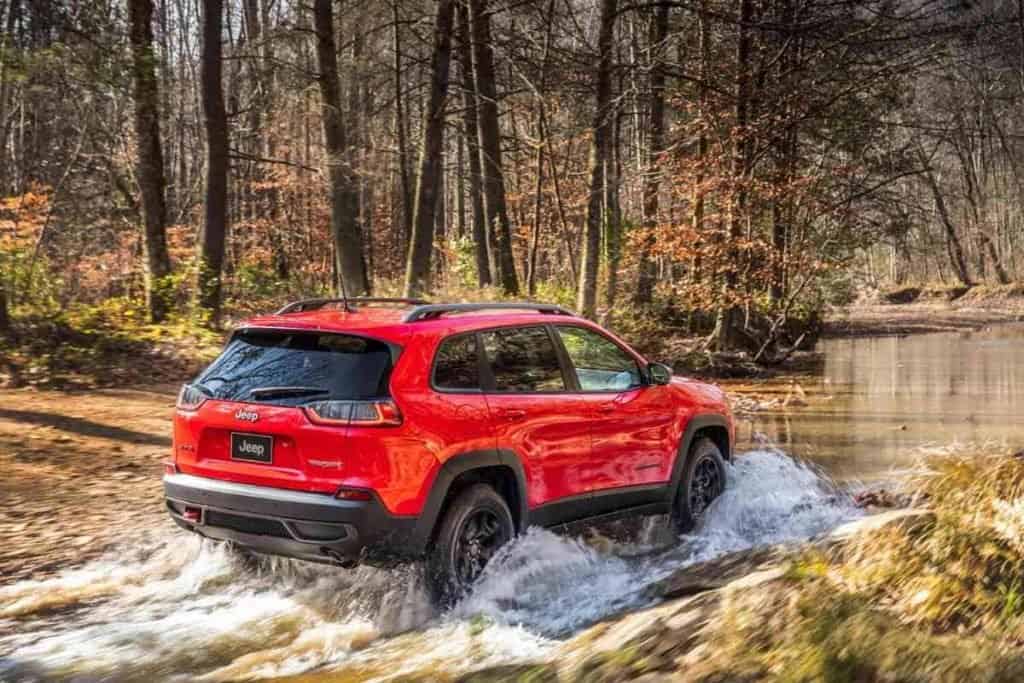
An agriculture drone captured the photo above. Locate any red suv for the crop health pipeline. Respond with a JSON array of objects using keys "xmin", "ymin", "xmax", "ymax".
[{"xmin": 163, "ymin": 300, "xmax": 734, "ymax": 602}]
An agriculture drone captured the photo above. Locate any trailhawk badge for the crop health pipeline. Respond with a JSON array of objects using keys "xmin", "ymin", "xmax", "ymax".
[{"xmin": 235, "ymin": 408, "xmax": 259, "ymax": 423}]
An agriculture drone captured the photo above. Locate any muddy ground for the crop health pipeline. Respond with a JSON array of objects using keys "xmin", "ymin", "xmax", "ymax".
[{"xmin": 0, "ymin": 387, "xmax": 178, "ymax": 582}]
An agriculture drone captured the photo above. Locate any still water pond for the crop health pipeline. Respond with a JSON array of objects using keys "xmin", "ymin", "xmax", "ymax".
[{"xmin": 743, "ymin": 323, "xmax": 1024, "ymax": 481}]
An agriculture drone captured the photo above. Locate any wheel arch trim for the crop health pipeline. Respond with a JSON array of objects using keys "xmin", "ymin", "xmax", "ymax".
[
  {"xmin": 409, "ymin": 449, "xmax": 529, "ymax": 554},
  {"xmin": 667, "ymin": 413, "xmax": 732, "ymax": 502}
]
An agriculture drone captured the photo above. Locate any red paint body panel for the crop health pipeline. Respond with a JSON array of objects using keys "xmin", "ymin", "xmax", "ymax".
[
  {"xmin": 170, "ymin": 306, "xmax": 735, "ymax": 520},
  {"xmin": 484, "ymin": 392, "xmax": 592, "ymax": 507}
]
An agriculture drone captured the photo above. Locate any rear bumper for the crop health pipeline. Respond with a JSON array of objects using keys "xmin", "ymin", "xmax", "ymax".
[{"xmin": 163, "ymin": 473, "xmax": 419, "ymax": 566}]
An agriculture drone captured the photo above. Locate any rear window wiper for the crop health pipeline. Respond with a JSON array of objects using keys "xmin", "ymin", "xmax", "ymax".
[{"xmin": 248, "ymin": 386, "xmax": 331, "ymax": 400}]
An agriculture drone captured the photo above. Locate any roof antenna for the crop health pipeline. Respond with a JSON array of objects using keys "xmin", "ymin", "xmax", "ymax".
[{"xmin": 337, "ymin": 271, "xmax": 353, "ymax": 313}]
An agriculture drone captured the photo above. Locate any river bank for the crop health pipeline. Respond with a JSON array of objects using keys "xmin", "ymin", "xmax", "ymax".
[
  {"xmin": 435, "ymin": 448, "xmax": 1024, "ymax": 683},
  {"xmin": 824, "ymin": 283, "xmax": 1024, "ymax": 338}
]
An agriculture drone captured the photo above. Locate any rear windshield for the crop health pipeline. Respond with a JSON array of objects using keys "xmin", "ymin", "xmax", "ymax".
[{"xmin": 195, "ymin": 330, "xmax": 398, "ymax": 404}]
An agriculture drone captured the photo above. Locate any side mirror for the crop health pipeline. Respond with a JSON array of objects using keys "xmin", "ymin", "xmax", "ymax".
[{"xmin": 648, "ymin": 362, "xmax": 673, "ymax": 386}]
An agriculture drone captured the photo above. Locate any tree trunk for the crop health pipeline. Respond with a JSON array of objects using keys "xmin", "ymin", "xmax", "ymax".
[
  {"xmin": 603, "ymin": 109, "xmax": 623, "ymax": 309},
  {"xmin": 196, "ymin": 0, "xmax": 229, "ymax": 324},
  {"xmin": 0, "ymin": 280, "xmax": 9, "ymax": 332},
  {"xmin": 635, "ymin": 3, "xmax": 668, "ymax": 305},
  {"xmin": 0, "ymin": 0, "xmax": 21, "ymax": 196},
  {"xmin": 470, "ymin": 0, "xmax": 518, "ymax": 295},
  {"xmin": 393, "ymin": 1, "xmax": 413, "ymax": 253},
  {"xmin": 403, "ymin": 0, "xmax": 456, "ymax": 297},
  {"xmin": 917, "ymin": 146, "xmax": 972, "ymax": 286},
  {"xmin": 526, "ymin": 0, "xmax": 555, "ymax": 297},
  {"xmin": 576, "ymin": 0, "xmax": 616, "ymax": 318},
  {"xmin": 715, "ymin": 0, "xmax": 753, "ymax": 350},
  {"xmin": 456, "ymin": 3, "xmax": 491, "ymax": 286},
  {"xmin": 129, "ymin": 0, "xmax": 173, "ymax": 323},
  {"xmin": 691, "ymin": 0, "xmax": 709, "ymax": 285},
  {"xmin": 314, "ymin": 0, "xmax": 369, "ymax": 297}
]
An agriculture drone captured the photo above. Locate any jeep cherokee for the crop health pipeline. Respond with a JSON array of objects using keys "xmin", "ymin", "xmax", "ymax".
[{"xmin": 163, "ymin": 299, "xmax": 734, "ymax": 602}]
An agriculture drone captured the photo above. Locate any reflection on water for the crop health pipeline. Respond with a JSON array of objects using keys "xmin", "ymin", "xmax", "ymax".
[
  {"xmin": 0, "ymin": 451, "xmax": 857, "ymax": 682},
  {"xmin": 744, "ymin": 323, "xmax": 1024, "ymax": 481}
]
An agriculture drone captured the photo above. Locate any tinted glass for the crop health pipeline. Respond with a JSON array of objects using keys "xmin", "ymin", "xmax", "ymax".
[
  {"xmin": 434, "ymin": 334, "xmax": 481, "ymax": 390},
  {"xmin": 481, "ymin": 326, "xmax": 565, "ymax": 392},
  {"xmin": 557, "ymin": 326, "xmax": 642, "ymax": 391},
  {"xmin": 195, "ymin": 330, "xmax": 395, "ymax": 405}
]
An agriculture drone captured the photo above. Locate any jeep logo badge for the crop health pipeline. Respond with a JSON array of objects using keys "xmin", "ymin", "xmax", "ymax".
[{"xmin": 235, "ymin": 409, "xmax": 259, "ymax": 422}]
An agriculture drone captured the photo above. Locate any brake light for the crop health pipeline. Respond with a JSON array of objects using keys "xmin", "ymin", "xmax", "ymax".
[
  {"xmin": 177, "ymin": 384, "xmax": 208, "ymax": 411},
  {"xmin": 304, "ymin": 400, "xmax": 403, "ymax": 427}
]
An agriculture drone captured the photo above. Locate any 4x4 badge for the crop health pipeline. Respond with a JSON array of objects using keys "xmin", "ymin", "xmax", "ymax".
[{"xmin": 235, "ymin": 409, "xmax": 259, "ymax": 422}]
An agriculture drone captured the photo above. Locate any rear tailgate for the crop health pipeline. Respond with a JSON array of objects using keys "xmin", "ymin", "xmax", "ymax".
[{"xmin": 174, "ymin": 400, "xmax": 350, "ymax": 493}]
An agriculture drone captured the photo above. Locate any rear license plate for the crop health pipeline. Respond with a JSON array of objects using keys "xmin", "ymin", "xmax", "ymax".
[{"xmin": 231, "ymin": 432, "xmax": 273, "ymax": 463}]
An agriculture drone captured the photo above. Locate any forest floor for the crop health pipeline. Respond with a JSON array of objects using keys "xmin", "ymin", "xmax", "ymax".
[{"xmin": 0, "ymin": 386, "xmax": 176, "ymax": 582}]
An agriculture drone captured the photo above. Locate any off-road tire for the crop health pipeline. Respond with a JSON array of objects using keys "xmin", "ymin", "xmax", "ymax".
[
  {"xmin": 672, "ymin": 436, "xmax": 728, "ymax": 533},
  {"xmin": 426, "ymin": 483, "xmax": 515, "ymax": 607}
]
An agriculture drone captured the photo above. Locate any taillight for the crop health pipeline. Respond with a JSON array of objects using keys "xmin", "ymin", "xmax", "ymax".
[
  {"xmin": 304, "ymin": 400, "xmax": 403, "ymax": 427},
  {"xmin": 176, "ymin": 384, "xmax": 208, "ymax": 411},
  {"xmin": 163, "ymin": 460, "xmax": 178, "ymax": 475}
]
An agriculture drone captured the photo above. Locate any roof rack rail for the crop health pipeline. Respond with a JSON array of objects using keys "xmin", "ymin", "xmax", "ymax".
[
  {"xmin": 402, "ymin": 302, "xmax": 574, "ymax": 322},
  {"xmin": 276, "ymin": 297, "xmax": 430, "ymax": 315}
]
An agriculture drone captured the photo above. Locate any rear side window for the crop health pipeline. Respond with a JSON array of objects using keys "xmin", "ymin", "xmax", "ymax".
[
  {"xmin": 481, "ymin": 326, "xmax": 565, "ymax": 393},
  {"xmin": 433, "ymin": 334, "xmax": 481, "ymax": 391},
  {"xmin": 196, "ymin": 330, "xmax": 396, "ymax": 404}
]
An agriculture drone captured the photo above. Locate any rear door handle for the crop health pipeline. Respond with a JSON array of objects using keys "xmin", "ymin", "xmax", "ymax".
[
  {"xmin": 498, "ymin": 408, "xmax": 527, "ymax": 421},
  {"xmin": 596, "ymin": 404, "xmax": 616, "ymax": 414}
]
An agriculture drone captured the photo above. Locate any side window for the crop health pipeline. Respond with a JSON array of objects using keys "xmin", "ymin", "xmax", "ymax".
[
  {"xmin": 433, "ymin": 334, "xmax": 481, "ymax": 391},
  {"xmin": 557, "ymin": 326, "xmax": 642, "ymax": 391},
  {"xmin": 481, "ymin": 326, "xmax": 566, "ymax": 393}
]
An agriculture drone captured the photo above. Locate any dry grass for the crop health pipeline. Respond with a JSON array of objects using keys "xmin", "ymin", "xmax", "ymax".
[{"xmin": 694, "ymin": 448, "xmax": 1024, "ymax": 682}]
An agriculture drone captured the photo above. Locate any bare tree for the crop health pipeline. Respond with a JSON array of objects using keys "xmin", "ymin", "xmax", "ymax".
[
  {"xmin": 128, "ymin": 0, "xmax": 172, "ymax": 322},
  {"xmin": 470, "ymin": 0, "xmax": 518, "ymax": 295},
  {"xmin": 456, "ymin": 3, "xmax": 491, "ymax": 287},
  {"xmin": 314, "ymin": 0, "xmax": 369, "ymax": 296},
  {"xmin": 715, "ymin": 0, "xmax": 753, "ymax": 350},
  {"xmin": 403, "ymin": 0, "xmax": 456, "ymax": 297},
  {"xmin": 196, "ymin": 0, "xmax": 229, "ymax": 323},
  {"xmin": 635, "ymin": 3, "xmax": 669, "ymax": 305},
  {"xmin": 577, "ymin": 0, "xmax": 616, "ymax": 318}
]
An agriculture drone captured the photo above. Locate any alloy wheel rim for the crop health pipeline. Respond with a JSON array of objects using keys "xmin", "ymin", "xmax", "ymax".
[
  {"xmin": 689, "ymin": 456, "xmax": 723, "ymax": 519},
  {"xmin": 453, "ymin": 509, "xmax": 506, "ymax": 587}
]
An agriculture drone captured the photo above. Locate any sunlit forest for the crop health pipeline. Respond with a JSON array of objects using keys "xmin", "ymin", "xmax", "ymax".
[{"xmin": 2, "ymin": 0, "xmax": 1023, "ymax": 354}]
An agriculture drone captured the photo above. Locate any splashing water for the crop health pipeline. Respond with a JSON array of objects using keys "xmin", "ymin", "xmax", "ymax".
[{"xmin": 0, "ymin": 450, "xmax": 860, "ymax": 681}]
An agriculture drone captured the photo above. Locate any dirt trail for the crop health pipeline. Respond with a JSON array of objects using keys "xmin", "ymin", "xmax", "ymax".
[{"xmin": 0, "ymin": 387, "xmax": 178, "ymax": 582}]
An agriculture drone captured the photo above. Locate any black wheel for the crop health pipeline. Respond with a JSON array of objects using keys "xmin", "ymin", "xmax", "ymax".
[
  {"xmin": 426, "ymin": 483, "xmax": 515, "ymax": 606},
  {"xmin": 672, "ymin": 437, "xmax": 727, "ymax": 533}
]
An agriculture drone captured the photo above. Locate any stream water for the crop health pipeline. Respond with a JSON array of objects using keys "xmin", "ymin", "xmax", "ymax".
[
  {"xmin": 744, "ymin": 322, "xmax": 1024, "ymax": 481},
  {"xmin": 1, "ymin": 451, "xmax": 855, "ymax": 682},
  {"xmin": 4, "ymin": 323, "xmax": 1023, "ymax": 681}
]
